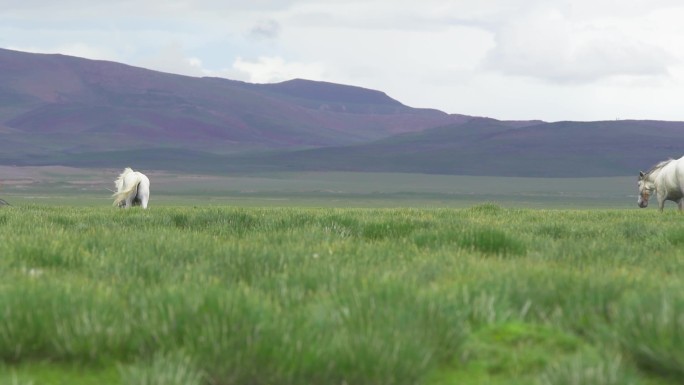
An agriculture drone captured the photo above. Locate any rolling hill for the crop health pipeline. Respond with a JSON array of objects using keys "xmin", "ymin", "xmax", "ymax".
[
  {"xmin": 223, "ymin": 118, "xmax": 684, "ymax": 177},
  {"xmin": 0, "ymin": 48, "xmax": 467, "ymax": 156},
  {"xmin": 2, "ymin": 48, "xmax": 683, "ymax": 177}
]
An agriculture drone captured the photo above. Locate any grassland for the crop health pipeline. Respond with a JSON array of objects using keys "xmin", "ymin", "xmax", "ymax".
[
  {"xmin": 1, "ymin": 201, "xmax": 683, "ymax": 384},
  {"xmin": 0, "ymin": 167, "xmax": 637, "ymax": 208}
]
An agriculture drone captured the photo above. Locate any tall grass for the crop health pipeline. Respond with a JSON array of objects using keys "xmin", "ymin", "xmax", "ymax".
[{"xmin": 0, "ymin": 205, "xmax": 683, "ymax": 384}]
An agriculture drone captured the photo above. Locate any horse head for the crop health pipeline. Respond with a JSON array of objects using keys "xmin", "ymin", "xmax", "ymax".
[{"xmin": 637, "ymin": 171, "xmax": 655, "ymax": 208}]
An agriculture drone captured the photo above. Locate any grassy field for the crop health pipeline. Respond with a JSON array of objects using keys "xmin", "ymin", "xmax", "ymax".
[
  {"xmin": 0, "ymin": 167, "xmax": 637, "ymax": 208},
  {"xmin": 1, "ymin": 202, "xmax": 683, "ymax": 384}
]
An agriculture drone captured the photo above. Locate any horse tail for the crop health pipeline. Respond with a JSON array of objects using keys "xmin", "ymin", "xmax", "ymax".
[
  {"xmin": 114, "ymin": 168, "xmax": 135, "ymax": 192},
  {"xmin": 112, "ymin": 177, "xmax": 141, "ymax": 207}
]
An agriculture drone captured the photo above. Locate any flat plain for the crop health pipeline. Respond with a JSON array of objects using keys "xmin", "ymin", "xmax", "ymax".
[
  {"xmin": 1, "ymin": 167, "xmax": 681, "ymax": 385},
  {"xmin": 0, "ymin": 166, "xmax": 637, "ymax": 208}
]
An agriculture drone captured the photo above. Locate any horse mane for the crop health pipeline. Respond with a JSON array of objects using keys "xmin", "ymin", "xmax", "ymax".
[{"xmin": 646, "ymin": 159, "xmax": 674, "ymax": 176}]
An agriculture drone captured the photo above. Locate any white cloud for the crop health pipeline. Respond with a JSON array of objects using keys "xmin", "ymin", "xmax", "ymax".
[
  {"xmin": 6, "ymin": 42, "xmax": 120, "ymax": 62},
  {"xmin": 3, "ymin": 0, "xmax": 684, "ymax": 121},
  {"xmin": 136, "ymin": 43, "xmax": 207, "ymax": 77},
  {"xmin": 232, "ymin": 56, "xmax": 326, "ymax": 83},
  {"xmin": 248, "ymin": 19, "xmax": 281, "ymax": 40},
  {"xmin": 484, "ymin": 6, "xmax": 674, "ymax": 83}
]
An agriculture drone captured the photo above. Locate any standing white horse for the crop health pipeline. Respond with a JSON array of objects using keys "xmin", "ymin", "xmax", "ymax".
[
  {"xmin": 112, "ymin": 168, "xmax": 150, "ymax": 209},
  {"xmin": 638, "ymin": 156, "xmax": 684, "ymax": 211}
]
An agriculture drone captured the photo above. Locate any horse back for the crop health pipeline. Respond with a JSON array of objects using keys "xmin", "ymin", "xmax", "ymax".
[{"xmin": 658, "ymin": 158, "xmax": 684, "ymax": 199}]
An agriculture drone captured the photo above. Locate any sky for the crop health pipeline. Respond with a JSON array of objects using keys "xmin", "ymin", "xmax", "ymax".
[{"xmin": 3, "ymin": 0, "xmax": 684, "ymax": 122}]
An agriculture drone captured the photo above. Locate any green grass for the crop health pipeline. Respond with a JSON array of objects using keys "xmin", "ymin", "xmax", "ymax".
[
  {"xmin": 0, "ymin": 168, "xmax": 638, "ymax": 208},
  {"xmin": 0, "ymin": 204, "xmax": 683, "ymax": 384}
]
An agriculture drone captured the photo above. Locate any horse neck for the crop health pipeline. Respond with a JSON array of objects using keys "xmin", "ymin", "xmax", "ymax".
[
  {"xmin": 647, "ymin": 168, "xmax": 663, "ymax": 182},
  {"xmin": 648, "ymin": 165, "xmax": 669, "ymax": 183},
  {"xmin": 647, "ymin": 169, "xmax": 660, "ymax": 182}
]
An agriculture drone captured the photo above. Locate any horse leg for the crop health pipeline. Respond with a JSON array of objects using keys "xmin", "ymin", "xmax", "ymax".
[
  {"xmin": 679, "ymin": 199, "xmax": 683, "ymax": 212},
  {"xmin": 125, "ymin": 192, "xmax": 135, "ymax": 208},
  {"xmin": 658, "ymin": 194, "xmax": 666, "ymax": 212},
  {"xmin": 137, "ymin": 191, "xmax": 149, "ymax": 209},
  {"xmin": 138, "ymin": 178, "xmax": 150, "ymax": 209}
]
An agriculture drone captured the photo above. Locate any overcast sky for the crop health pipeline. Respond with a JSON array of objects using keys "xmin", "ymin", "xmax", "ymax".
[{"xmin": 3, "ymin": 0, "xmax": 684, "ymax": 122}]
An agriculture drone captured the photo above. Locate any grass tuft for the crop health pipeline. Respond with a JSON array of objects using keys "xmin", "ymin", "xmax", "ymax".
[
  {"xmin": 613, "ymin": 293, "xmax": 684, "ymax": 379},
  {"xmin": 118, "ymin": 351, "xmax": 204, "ymax": 385},
  {"xmin": 458, "ymin": 228, "xmax": 526, "ymax": 256},
  {"xmin": 468, "ymin": 202, "xmax": 504, "ymax": 214}
]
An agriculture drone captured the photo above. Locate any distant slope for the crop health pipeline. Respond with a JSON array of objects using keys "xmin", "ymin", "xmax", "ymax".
[
  {"xmin": 230, "ymin": 118, "xmax": 684, "ymax": 177},
  {"xmin": 0, "ymin": 48, "xmax": 468, "ymax": 160},
  {"xmin": 249, "ymin": 78, "xmax": 404, "ymax": 111},
  {"xmin": 3, "ymin": 48, "xmax": 684, "ymax": 177}
]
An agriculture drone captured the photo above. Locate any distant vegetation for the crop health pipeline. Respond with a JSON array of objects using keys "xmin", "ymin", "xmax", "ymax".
[{"xmin": 1, "ymin": 205, "xmax": 683, "ymax": 384}]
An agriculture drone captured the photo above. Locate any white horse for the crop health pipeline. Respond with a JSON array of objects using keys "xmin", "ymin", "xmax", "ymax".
[
  {"xmin": 638, "ymin": 156, "xmax": 684, "ymax": 211},
  {"xmin": 112, "ymin": 168, "xmax": 150, "ymax": 209}
]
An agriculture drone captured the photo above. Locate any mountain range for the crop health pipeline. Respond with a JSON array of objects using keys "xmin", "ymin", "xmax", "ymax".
[{"xmin": 1, "ymin": 47, "xmax": 681, "ymax": 177}]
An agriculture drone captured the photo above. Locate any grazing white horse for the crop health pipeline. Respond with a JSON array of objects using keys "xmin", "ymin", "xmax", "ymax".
[
  {"xmin": 638, "ymin": 156, "xmax": 684, "ymax": 211},
  {"xmin": 112, "ymin": 168, "xmax": 150, "ymax": 209}
]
